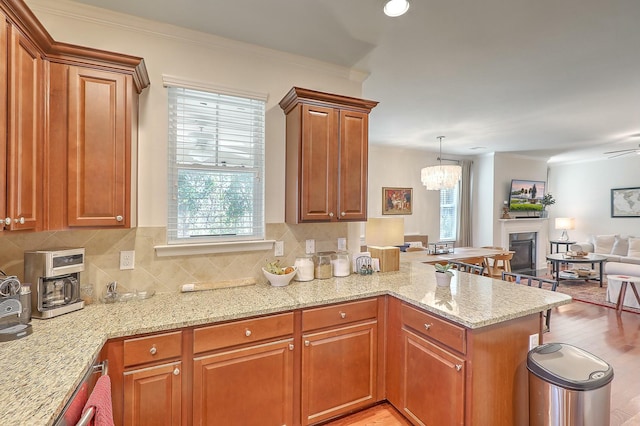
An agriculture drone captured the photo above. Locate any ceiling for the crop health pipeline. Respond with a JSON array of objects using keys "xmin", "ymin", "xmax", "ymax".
[{"xmin": 70, "ymin": 0, "xmax": 640, "ymax": 163}]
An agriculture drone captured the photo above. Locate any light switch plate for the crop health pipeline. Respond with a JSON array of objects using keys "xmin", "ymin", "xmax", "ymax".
[
  {"xmin": 529, "ymin": 333, "xmax": 539, "ymax": 350},
  {"xmin": 338, "ymin": 237, "xmax": 347, "ymax": 251},
  {"xmin": 306, "ymin": 239, "xmax": 315, "ymax": 254}
]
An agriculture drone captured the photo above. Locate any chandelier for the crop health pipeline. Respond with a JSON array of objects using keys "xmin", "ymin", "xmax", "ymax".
[{"xmin": 421, "ymin": 136, "xmax": 462, "ymax": 190}]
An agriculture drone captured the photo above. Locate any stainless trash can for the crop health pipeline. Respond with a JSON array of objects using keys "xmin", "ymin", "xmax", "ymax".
[{"xmin": 528, "ymin": 343, "xmax": 614, "ymax": 426}]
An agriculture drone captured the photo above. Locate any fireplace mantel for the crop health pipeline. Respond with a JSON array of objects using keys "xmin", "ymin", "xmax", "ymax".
[{"xmin": 498, "ymin": 218, "xmax": 549, "ymax": 271}]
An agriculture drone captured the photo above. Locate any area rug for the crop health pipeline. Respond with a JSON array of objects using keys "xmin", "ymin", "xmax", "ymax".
[{"xmin": 545, "ymin": 278, "xmax": 640, "ymax": 314}]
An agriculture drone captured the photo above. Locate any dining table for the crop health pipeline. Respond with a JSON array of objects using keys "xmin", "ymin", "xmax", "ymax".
[{"xmin": 401, "ymin": 246, "xmax": 513, "ymax": 265}]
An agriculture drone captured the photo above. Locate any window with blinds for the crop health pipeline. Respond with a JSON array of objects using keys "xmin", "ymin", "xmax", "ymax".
[
  {"xmin": 440, "ymin": 185, "xmax": 459, "ymax": 241},
  {"xmin": 166, "ymin": 85, "xmax": 265, "ymax": 243}
]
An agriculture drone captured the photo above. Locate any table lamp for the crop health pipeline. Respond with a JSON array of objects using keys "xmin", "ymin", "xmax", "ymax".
[
  {"xmin": 555, "ymin": 217, "xmax": 575, "ymax": 242},
  {"xmin": 366, "ymin": 217, "xmax": 404, "ymax": 272}
]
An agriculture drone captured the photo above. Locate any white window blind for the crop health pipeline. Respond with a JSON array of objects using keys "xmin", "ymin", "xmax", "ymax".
[
  {"xmin": 166, "ymin": 85, "xmax": 265, "ymax": 243},
  {"xmin": 440, "ymin": 185, "xmax": 459, "ymax": 241}
]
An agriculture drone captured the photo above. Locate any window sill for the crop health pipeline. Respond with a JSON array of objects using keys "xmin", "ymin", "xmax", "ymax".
[{"xmin": 155, "ymin": 240, "xmax": 275, "ymax": 257}]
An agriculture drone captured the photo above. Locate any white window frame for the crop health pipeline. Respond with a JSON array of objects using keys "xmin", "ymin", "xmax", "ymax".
[
  {"xmin": 439, "ymin": 184, "xmax": 459, "ymax": 241},
  {"xmin": 155, "ymin": 76, "xmax": 273, "ymax": 256}
]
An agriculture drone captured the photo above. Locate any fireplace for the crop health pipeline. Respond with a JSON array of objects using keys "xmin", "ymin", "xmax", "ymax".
[{"xmin": 509, "ymin": 232, "xmax": 537, "ymax": 272}]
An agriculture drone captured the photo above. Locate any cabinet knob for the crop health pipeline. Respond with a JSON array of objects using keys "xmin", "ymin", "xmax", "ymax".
[
  {"xmin": 245, "ymin": 329, "xmax": 252, "ymax": 337},
  {"xmin": 116, "ymin": 215, "xmax": 124, "ymax": 222},
  {"xmin": 289, "ymin": 343, "xmax": 294, "ymax": 351},
  {"xmin": 149, "ymin": 345, "xmax": 157, "ymax": 355},
  {"xmin": 339, "ymin": 312, "xmax": 346, "ymax": 319},
  {"xmin": 329, "ymin": 212, "xmax": 334, "ymax": 217},
  {"xmin": 14, "ymin": 217, "xmax": 25, "ymax": 224},
  {"xmin": 424, "ymin": 323, "xmax": 432, "ymax": 330},
  {"xmin": 341, "ymin": 212, "xmax": 345, "ymax": 216},
  {"xmin": 3, "ymin": 217, "xmax": 11, "ymax": 226},
  {"xmin": 173, "ymin": 368, "xmax": 180, "ymax": 375},
  {"xmin": 304, "ymin": 340, "xmax": 310, "ymax": 346},
  {"xmin": 455, "ymin": 364, "xmax": 463, "ymax": 372}
]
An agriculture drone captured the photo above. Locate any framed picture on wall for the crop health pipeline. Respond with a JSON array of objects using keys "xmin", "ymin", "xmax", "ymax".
[
  {"xmin": 611, "ymin": 187, "xmax": 640, "ymax": 217},
  {"xmin": 382, "ymin": 187, "xmax": 413, "ymax": 215}
]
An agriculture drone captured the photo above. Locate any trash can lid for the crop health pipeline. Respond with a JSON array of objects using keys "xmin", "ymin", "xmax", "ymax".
[{"xmin": 527, "ymin": 343, "xmax": 614, "ymax": 391}]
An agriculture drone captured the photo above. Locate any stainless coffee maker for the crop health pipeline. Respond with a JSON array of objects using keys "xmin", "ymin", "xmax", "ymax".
[
  {"xmin": 0, "ymin": 272, "xmax": 33, "ymax": 341},
  {"xmin": 24, "ymin": 248, "xmax": 85, "ymax": 319}
]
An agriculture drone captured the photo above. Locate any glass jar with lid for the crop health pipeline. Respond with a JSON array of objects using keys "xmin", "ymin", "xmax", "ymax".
[
  {"xmin": 331, "ymin": 251, "xmax": 351, "ymax": 277},
  {"xmin": 294, "ymin": 255, "xmax": 315, "ymax": 281},
  {"xmin": 314, "ymin": 252, "xmax": 333, "ymax": 279}
]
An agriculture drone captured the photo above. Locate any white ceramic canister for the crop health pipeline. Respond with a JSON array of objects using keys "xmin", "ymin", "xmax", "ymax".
[
  {"xmin": 294, "ymin": 255, "xmax": 315, "ymax": 281},
  {"xmin": 331, "ymin": 251, "xmax": 351, "ymax": 277}
]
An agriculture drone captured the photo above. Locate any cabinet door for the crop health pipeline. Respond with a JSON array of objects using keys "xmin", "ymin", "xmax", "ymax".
[
  {"xmin": 67, "ymin": 67, "xmax": 130, "ymax": 227},
  {"xmin": 192, "ymin": 339, "xmax": 294, "ymax": 426},
  {"xmin": 402, "ymin": 329, "xmax": 465, "ymax": 426},
  {"xmin": 299, "ymin": 104, "xmax": 338, "ymax": 222},
  {"xmin": 301, "ymin": 321, "xmax": 377, "ymax": 425},
  {"xmin": 6, "ymin": 26, "xmax": 42, "ymax": 231},
  {"xmin": 337, "ymin": 110, "xmax": 368, "ymax": 221},
  {"xmin": 0, "ymin": 14, "xmax": 7, "ymax": 230},
  {"xmin": 123, "ymin": 361, "xmax": 182, "ymax": 426}
]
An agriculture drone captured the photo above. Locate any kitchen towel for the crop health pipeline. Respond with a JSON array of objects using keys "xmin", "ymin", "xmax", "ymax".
[{"xmin": 82, "ymin": 375, "xmax": 114, "ymax": 426}]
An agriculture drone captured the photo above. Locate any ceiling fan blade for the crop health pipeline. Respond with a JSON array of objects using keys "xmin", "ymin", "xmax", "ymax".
[
  {"xmin": 603, "ymin": 148, "xmax": 635, "ymax": 154},
  {"xmin": 607, "ymin": 151, "xmax": 636, "ymax": 159}
]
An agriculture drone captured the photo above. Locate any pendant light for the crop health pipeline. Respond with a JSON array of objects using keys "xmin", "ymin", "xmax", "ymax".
[
  {"xmin": 421, "ymin": 136, "xmax": 462, "ymax": 190},
  {"xmin": 384, "ymin": 0, "xmax": 410, "ymax": 17}
]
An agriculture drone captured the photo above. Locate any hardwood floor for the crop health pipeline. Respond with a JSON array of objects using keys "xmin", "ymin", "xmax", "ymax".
[{"xmin": 325, "ymin": 301, "xmax": 640, "ymax": 426}]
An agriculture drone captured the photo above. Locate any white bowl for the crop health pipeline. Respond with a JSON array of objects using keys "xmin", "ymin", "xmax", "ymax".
[{"xmin": 262, "ymin": 266, "xmax": 298, "ymax": 287}]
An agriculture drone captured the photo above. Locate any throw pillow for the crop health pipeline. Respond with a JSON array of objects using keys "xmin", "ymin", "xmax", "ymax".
[
  {"xmin": 628, "ymin": 237, "xmax": 640, "ymax": 257},
  {"xmin": 612, "ymin": 235, "xmax": 630, "ymax": 256},
  {"xmin": 594, "ymin": 234, "xmax": 617, "ymax": 254}
]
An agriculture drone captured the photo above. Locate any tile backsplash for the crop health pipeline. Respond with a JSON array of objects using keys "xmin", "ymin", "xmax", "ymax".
[{"xmin": 0, "ymin": 223, "xmax": 348, "ymax": 302}]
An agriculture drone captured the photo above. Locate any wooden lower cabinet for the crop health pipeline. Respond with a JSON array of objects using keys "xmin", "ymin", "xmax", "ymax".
[
  {"xmin": 402, "ymin": 329, "xmax": 465, "ymax": 425},
  {"xmin": 123, "ymin": 361, "xmax": 182, "ymax": 426},
  {"xmin": 192, "ymin": 338, "xmax": 294, "ymax": 425}
]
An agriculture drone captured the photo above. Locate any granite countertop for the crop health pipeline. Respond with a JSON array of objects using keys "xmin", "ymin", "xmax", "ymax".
[{"xmin": 1, "ymin": 260, "xmax": 571, "ymax": 425}]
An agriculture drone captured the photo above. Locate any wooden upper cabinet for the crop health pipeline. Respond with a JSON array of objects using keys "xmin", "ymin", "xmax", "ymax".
[
  {"xmin": 280, "ymin": 87, "xmax": 377, "ymax": 224},
  {"xmin": 4, "ymin": 23, "xmax": 43, "ymax": 231},
  {"xmin": 67, "ymin": 67, "xmax": 131, "ymax": 227},
  {"xmin": 0, "ymin": 12, "xmax": 8, "ymax": 231}
]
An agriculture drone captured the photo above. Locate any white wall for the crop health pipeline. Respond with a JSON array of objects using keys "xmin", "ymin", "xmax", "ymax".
[
  {"xmin": 368, "ymin": 145, "xmax": 442, "ymax": 240},
  {"xmin": 548, "ymin": 156, "xmax": 640, "ymax": 243},
  {"xmin": 27, "ymin": 0, "xmax": 366, "ymax": 227},
  {"xmin": 472, "ymin": 153, "xmax": 495, "ymax": 246}
]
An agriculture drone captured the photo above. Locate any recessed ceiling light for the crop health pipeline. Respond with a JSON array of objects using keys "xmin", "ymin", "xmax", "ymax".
[{"xmin": 384, "ymin": 0, "xmax": 410, "ymax": 17}]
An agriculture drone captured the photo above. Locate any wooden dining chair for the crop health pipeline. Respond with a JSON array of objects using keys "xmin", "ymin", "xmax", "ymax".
[{"xmin": 485, "ymin": 252, "xmax": 513, "ymax": 278}]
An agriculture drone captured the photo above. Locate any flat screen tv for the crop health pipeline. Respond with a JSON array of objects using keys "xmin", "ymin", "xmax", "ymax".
[{"xmin": 508, "ymin": 179, "xmax": 546, "ymax": 212}]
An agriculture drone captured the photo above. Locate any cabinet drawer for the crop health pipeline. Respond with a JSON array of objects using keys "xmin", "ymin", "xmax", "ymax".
[
  {"xmin": 302, "ymin": 298, "xmax": 378, "ymax": 332},
  {"xmin": 401, "ymin": 303, "xmax": 466, "ymax": 354},
  {"xmin": 123, "ymin": 331, "xmax": 182, "ymax": 367},
  {"xmin": 194, "ymin": 312, "xmax": 294, "ymax": 354}
]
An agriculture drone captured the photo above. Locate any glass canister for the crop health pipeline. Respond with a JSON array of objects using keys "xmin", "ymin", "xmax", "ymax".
[
  {"xmin": 331, "ymin": 251, "xmax": 351, "ymax": 277},
  {"xmin": 294, "ymin": 255, "xmax": 315, "ymax": 281},
  {"xmin": 314, "ymin": 252, "xmax": 333, "ymax": 279}
]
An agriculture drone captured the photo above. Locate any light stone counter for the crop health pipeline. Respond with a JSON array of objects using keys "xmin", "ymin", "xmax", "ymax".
[{"xmin": 1, "ymin": 260, "xmax": 570, "ymax": 426}]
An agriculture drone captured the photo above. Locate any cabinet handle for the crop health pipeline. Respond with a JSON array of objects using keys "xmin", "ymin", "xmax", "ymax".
[
  {"xmin": 173, "ymin": 368, "xmax": 180, "ymax": 375},
  {"xmin": 3, "ymin": 217, "xmax": 11, "ymax": 225},
  {"xmin": 289, "ymin": 343, "xmax": 294, "ymax": 351},
  {"xmin": 329, "ymin": 212, "xmax": 334, "ymax": 217},
  {"xmin": 116, "ymin": 215, "xmax": 123, "ymax": 222},
  {"xmin": 455, "ymin": 364, "xmax": 463, "ymax": 372},
  {"xmin": 14, "ymin": 217, "xmax": 25, "ymax": 224},
  {"xmin": 304, "ymin": 340, "xmax": 310, "ymax": 346},
  {"xmin": 424, "ymin": 323, "xmax": 432, "ymax": 330},
  {"xmin": 339, "ymin": 312, "xmax": 346, "ymax": 319},
  {"xmin": 149, "ymin": 345, "xmax": 157, "ymax": 355},
  {"xmin": 245, "ymin": 329, "xmax": 252, "ymax": 337},
  {"xmin": 341, "ymin": 212, "xmax": 345, "ymax": 216}
]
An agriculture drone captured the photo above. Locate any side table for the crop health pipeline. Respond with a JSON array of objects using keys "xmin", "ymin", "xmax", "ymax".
[
  {"xmin": 607, "ymin": 275, "xmax": 640, "ymax": 313},
  {"xmin": 549, "ymin": 240, "xmax": 576, "ymax": 254}
]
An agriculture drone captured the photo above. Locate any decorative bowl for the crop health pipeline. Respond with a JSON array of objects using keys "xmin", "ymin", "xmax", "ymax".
[{"xmin": 262, "ymin": 266, "xmax": 298, "ymax": 287}]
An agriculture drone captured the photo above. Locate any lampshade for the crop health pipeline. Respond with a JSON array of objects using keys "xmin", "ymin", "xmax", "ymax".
[
  {"xmin": 384, "ymin": 0, "xmax": 410, "ymax": 17},
  {"xmin": 421, "ymin": 136, "xmax": 462, "ymax": 190},
  {"xmin": 555, "ymin": 217, "xmax": 575, "ymax": 242},
  {"xmin": 365, "ymin": 217, "xmax": 405, "ymax": 246}
]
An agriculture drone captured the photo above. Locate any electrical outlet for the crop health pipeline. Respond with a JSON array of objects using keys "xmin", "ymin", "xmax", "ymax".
[
  {"xmin": 529, "ymin": 333, "xmax": 539, "ymax": 350},
  {"xmin": 306, "ymin": 239, "xmax": 315, "ymax": 254},
  {"xmin": 274, "ymin": 241, "xmax": 284, "ymax": 257},
  {"xmin": 120, "ymin": 250, "xmax": 135, "ymax": 270},
  {"xmin": 338, "ymin": 237, "xmax": 347, "ymax": 251}
]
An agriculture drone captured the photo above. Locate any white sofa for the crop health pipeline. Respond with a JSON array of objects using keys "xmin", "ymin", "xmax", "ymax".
[
  {"xmin": 570, "ymin": 234, "xmax": 640, "ymax": 265},
  {"xmin": 603, "ymin": 262, "xmax": 640, "ymax": 309}
]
